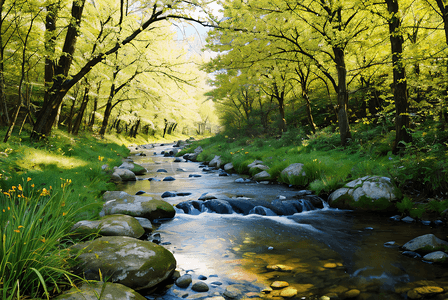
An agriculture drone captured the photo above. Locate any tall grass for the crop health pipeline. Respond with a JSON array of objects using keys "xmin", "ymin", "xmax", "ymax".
[{"xmin": 0, "ymin": 178, "xmax": 83, "ymax": 299}]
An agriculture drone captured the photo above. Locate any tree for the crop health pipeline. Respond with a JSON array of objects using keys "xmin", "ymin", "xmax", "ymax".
[{"xmin": 31, "ymin": 0, "xmax": 215, "ymax": 139}]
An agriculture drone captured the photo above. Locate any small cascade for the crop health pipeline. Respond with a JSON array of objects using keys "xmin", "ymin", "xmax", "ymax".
[{"xmin": 175, "ymin": 196, "xmax": 324, "ymax": 216}]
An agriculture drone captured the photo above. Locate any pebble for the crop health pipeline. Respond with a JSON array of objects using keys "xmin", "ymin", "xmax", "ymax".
[
  {"xmin": 223, "ymin": 286, "xmax": 241, "ymax": 298},
  {"xmin": 344, "ymin": 289, "xmax": 361, "ymax": 298},
  {"xmin": 384, "ymin": 241, "xmax": 399, "ymax": 248},
  {"xmin": 271, "ymin": 281, "xmax": 289, "ymax": 289},
  {"xmin": 175, "ymin": 274, "xmax": 192, "ymax": 288},
  {"xmin": 191, "ymin": 282, "xmax": 209, "ymax": 292},
  {"xmin": 157, "ymin": 169, "xmax": 168, "ymax": 173},
  {"xmin": 390, "ymin": 215, "xmax": 401, "ymax": 221},
  {"xmin": 174, "ymin": 158, "xmax": 182, "ymax": 162},
  {"xmin": 163, "ymin": 176, "xmax": 176, "ymax": 181},
  {"xmin": 135, "ymin": 190, "xmax": 146, "ymax": 195},
  {"xmin": 402, "ymin": 251, "xmax": 422, "ymax": 258},
  {"xmin": 198, "ymin": 275, "xmax": 207, "ymax": 280},
  {"xmin": 402, "ymin": 216, "xmax": 415, "ymax": 223},
  {"xmin": 280, "ymin": 287, "xmax": 298, "ymax": 298},
  {"xmin": 176, "ymin": 192, "xmax": 192, "ymax": 197},
  {"xmin": 210, "ymin": 281, "xmax": 222, "ymax": 286},
  {"xmin": 189, "ymin": 174, "xmax": 202, "ymax": 178},
  {"xmin": 161, "ymin": 191, "xmax": 177, "ymax": 198}
]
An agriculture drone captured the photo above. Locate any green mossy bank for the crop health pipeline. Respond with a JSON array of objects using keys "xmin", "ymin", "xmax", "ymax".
[{"xmin": 178, "ymin": 126, "xmax": 448, "ymax": 220}]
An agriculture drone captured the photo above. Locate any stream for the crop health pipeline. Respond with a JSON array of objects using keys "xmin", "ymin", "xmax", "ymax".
[{"xmin": 119, "ymin": 144, "xmax": 448, "ymax": 300}]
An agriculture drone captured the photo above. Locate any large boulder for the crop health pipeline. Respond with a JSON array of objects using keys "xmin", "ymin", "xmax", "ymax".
[
  {"xmin": 101, "ymin": 192, "xmax": 175, "ymax": 221},
  {"xmin": 54, "ymin": 282, "xmax": 146, "ymax": 300},
  {"xmin": 253, "ymin": 171, "xmax": 272, "ymax": 181},
  {"xmin": 72, "ymin": 236, "xmax": 176, "ymax": 291},
  {"xmin": 247, "ymin": 160, "xmax": 264, "ymax": 168},
  {"xmin": 328, "ymin": 176, "xmax": 401, "ymax": 211},
  {"xmin": 118, "ymin": 162, "xmax": 147, "ymax": 175},
  {"xmin": 224, "ymin": 163, "xmax": 234, "ymax": 172},
  {"xmin": 280, "ymin": 163, "xmax": 306, "ymax": 184},
  {"xmin": 402, "ymin": 234, "xmax": 448, "ymax": 252},
  {"xmin": 183, "ymin": 146, "xmax": 203, "ymax": 162},
  {"xmin": 208, "ymin": 155, "xmax": 222, "ymax": 168},
  {"xmin": 112, "ymin": 168, "xmax": 137, "ymax": 181},
  {"xmin": 71, "ymin": 214, "xmax": 145, "ymax": 238}
]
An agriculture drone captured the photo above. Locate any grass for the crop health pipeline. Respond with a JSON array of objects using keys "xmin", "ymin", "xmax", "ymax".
[
  {"xmin": 0, "ymin": 127, "xmax": 197, "ymax": 298},
  {"xmin": 178, "ymin": 122, "xmax": 448, "ymax": 217}
]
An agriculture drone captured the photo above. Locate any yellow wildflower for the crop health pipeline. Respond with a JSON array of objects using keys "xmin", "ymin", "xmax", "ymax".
[
  {"xmin": 27, "ymin": 177, "xmax": 31, "ymax": 182},
  {"xmin": 18, "ymin": 225, "xmax": 24, "ymax": 229},
  {"xmin": 14, "ymin": 230, "xmax": 20, "ymax": 233},
  {"xmin": 31, "ymin": 184, "xmax": 35, "ymax": 188},
  {"xmin": 41, "ymin": 237, "xmax": 46, "ymax": 243},
  {"xmin": 40, "ymin": 188, "xmax": 50, "ymax": 196},
  {"xmin": 18, "ymin": 184, "xmax": 22, "ymax": 191}
]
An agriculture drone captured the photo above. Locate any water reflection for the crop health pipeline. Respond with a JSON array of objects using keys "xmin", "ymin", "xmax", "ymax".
[{"xmin": 126, "ymin": 145, "xmax": 448, "ymax": 299}]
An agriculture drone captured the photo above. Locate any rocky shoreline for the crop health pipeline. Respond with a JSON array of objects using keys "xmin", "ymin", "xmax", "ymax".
[{"xmin": 55, "ymin": 141, "xmax": 448, "ymax": 300}]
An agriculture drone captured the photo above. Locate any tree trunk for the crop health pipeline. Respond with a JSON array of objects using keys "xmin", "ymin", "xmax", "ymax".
[
  {"xmin": 99, "ymin": 97, "xmax": 113, "ymax": 136},
  {"xmin": 302, "ymin": 90, "xmax": 316, "ymax": 134},
  {"xmin": 333, "ymin": 47, "xmax": 352, "ymax": 145},
  {"xmin": 386, "ymin": 0, "xmax": 412, "ymax": 153},
  {"xmin": 88, "ymin": 83, "xmax": 101, "ymax": 129},
  {"xmin": 32, "ymin": 0, "xmax": 86, "ymax": 139},
  {"xmin": 72, "ymin": 86, "xmax": 90, "ymax": 135}
]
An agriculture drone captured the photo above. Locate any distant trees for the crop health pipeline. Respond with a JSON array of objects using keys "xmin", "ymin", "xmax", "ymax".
[
  {"xmin": 204, "ymin": 0, "xmax": 448, "ymax": 151},
  {"xmin": 1, "ymin": 0, "xmax": 219, "ymax": 141}
]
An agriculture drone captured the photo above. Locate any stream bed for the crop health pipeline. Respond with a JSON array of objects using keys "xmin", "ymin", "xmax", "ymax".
[{"xmin": 119, "ymin": 144, "xmax": 448, "ymax": 300}]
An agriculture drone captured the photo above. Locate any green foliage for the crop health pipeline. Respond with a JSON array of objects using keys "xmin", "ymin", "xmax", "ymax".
[
  {"xmin": 0, "ymin": 179, "xmax": 80, "ymax": 299},
  {"xmin": 396, "ymin": 196, "xmax": 414, "ymax": 214}
]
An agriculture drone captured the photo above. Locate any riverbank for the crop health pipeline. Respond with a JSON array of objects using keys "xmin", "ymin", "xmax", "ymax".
[
  {"xmin": 177, "ymin": 129, "xmax": 448, "ymax": 221},
  {"xmin": 0, "ymin": 129, "xmax": 198, "ymax": 299}
]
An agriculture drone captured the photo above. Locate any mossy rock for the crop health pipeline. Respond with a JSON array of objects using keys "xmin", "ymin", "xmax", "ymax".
[
  {"xmin": 102, "ymin": 194, "xmax": 175, "ymax": 221},
  {"xmin": 54, "ymin": 282, "xmax": 146, "ymax": 300},
  {"xmin": 328, "ymin": 176, "xmax": 401, "ymax": 211},
  {"xmin": 71, "ymin": 236, "xmax": 176, "ymax": 291}
]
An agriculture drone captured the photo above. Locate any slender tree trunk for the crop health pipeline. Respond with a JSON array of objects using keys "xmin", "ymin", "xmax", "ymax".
[
  {"xmin": 99, "ymin": 66, "xmax": 118, "ymax": 136},
  {"xmin": 302, "ymin": 90, "xmax": 316, "ymax": 134},
  {"xmin": 386, "ymin": 0, "xmax": 412, "ymax": 153},
  {"xmin": 333, "ymin": 47, "xmax": 352, "ymax": 145},
  {"xmin": 72, "ymin": 86, "xmax": 90, "ymax": 135},
  {"xmin": 0, "ymin": 0, "xmax": 9, "ymax": 126},
  {"xmin": 88, "ymin": 83, "xmax": 101, "ymax": 129}
]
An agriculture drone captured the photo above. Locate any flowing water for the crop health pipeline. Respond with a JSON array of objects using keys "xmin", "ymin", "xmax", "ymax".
[{"xmin": 119, "ymin": 144, "xmax": 448, "ymax": 300}]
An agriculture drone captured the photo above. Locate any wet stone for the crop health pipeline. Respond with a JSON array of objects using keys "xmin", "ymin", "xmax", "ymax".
[
  {"xmin": 402, "ymin": 216, "xmax": 415, "ymax": 223},
  {"xmin": 161, "ymin": 191, "xmax": 177, "ymax": 198},
  {"xmin": 280, "ymin": 287, "xmax": 298, "ymax": 298},
  {"xmin": 198, "ymin": 194, "xmax": 217, "ymax": 200},
  {"xmin": 210, "ymin": 281, "xmax": 222, "ymax": 286},
  {"xmin": 271, "ymin": 281, "xmax": 289, "ymax": 289},
  {"xmin": 176, "ymin": 192, "xmax": 192, "ymax": 197},
  {"xmin": 191, "ymin": 282, "xmax": 209, "ymax": 292},
  {"xmin": 163, "ymin": 176, "xmax": 176, "ymax": 181},
  {"xmin": 189, "ymin": 174, "xmax": 202, "ymax": 178},
  {"xmin": 135, "ymin": 190, "xmax": 146, "ymax": 195},
  {"xmin": 157, "ymin": 169, "xmax": 168, "ymax": 173},
  {"xmin": 344, "ymin": 289, "xmax": 361, "ymax": 298},
  {"xmin": 223, "ymin": 286, "xmax": 241, "ymax": 298},
  {"xmin": 175, "ymin": 274, "xmax": 192, "ymax": 288},
  {"xmin": 198, "ymin": 275, "xmax": 207, "ymax": 280},
  {"xmin": 390, "ymin": 215, "xmax": 401, "ymax": 221},
  {"xmin": 266, "ymin": 264, "xmax": 294, "ymax": 272}
]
